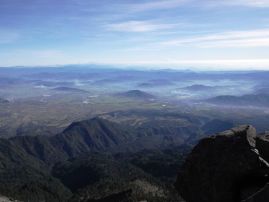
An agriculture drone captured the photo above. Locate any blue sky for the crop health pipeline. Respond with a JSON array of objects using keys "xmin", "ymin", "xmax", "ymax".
[{"xmin": 0, "ymin": 0, "xmax": 269, "ymax": 70}]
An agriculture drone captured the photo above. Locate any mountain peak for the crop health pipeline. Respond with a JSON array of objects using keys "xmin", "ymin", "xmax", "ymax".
[
  {"xmin": 116, "ymin": 90, "xmax": 155, "ymax": 99},
  {"xmin": 217, "ymin": 125, "xmax": 256, "ymax": 147}
]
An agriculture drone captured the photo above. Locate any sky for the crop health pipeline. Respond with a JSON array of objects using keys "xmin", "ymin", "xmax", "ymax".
[{"xmin": 0, "ymin": 0, "xmax": 269, "ymax": 70}]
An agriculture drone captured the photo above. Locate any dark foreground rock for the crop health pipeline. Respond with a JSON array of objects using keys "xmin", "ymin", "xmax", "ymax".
[{"xmin": 176, "ymin": 125, "xmax": 269, "ymax": 202}]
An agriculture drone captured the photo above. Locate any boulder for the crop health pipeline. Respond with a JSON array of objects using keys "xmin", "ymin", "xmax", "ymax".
[{"xmin": 175, "ymin": 125, "xmax": 269, "ymax": 202}]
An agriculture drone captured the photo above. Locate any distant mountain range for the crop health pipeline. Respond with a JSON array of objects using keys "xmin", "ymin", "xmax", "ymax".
[
  {"xmin": 138, "ymin": 79, "xmax": 174, "ymax": 88},
  {"xmin": 0, "ymin": 98, "xmax": 9, "ymax": 104},
  {"xmin": 207, "ymin": 93, "xmax": 269, "ymax": 107},
  {"xmin": 52, "ymin": 87, "xmax": 88, "ymax": 93},
  {"xmin": 116, "ymin": 90, "xmax": 155, "ymax": 100},
  {"xmin": 256, "ymin": 87, "xmax": 269, "ymax": 95},
  {"xmin": 182, "ymin": 84, "xmax": 215, "ymax": 91}
]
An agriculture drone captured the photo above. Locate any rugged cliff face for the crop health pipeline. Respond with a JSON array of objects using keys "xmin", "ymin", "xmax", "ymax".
[{"xmin": 176, "ymin": 125, "xmax": 269, "ymax": 202}]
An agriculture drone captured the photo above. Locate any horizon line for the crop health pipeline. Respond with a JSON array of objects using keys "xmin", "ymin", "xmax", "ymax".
[{"xmin": 1, "ymin": 62, "xmax": 269, "ymax": 72}]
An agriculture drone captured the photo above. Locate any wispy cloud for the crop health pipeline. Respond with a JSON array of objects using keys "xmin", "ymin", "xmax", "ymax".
[
  {"xmin": 106, "ymin": 20, "xmax": 177, "ymax": 32},
  {"xmin": 128, "ymin": 0, "xmax": 190, "ymax": 12},
  {"xmin": 206, "ymin": 0, "xmax": 269, "ymax": 8},
  {"xmin": 124, "ymin": 0, "xmax": 269, "ymax": 12},
  {"xmin": 160, "ymin": 29, "xmax": 269, "ymax": 48}
]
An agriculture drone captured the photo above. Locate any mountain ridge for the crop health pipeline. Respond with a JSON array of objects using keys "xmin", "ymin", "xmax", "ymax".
[
  {"xmin": 207, "ymin": 93, "xmax": 269, "ymax": 107},
  {"xmin": 116, "ymin": 90, "xmax": 155, "ymax": 100}
]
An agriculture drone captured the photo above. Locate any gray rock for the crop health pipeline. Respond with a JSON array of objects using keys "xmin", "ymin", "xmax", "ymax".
[{"xmin": 175, "ymin": 125, "xmax": 269, "ymax": 202}]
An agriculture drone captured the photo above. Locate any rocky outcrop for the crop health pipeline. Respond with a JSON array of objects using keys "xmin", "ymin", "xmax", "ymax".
[
  {"xmin": 175, "ymin": 125, "xmax": 269, "ymax": 202},
  {"xmin": 0, "ymin": 195, "xmax": 21, "ymax": 202}
]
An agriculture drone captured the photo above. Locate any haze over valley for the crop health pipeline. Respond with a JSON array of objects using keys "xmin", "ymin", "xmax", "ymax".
[{"xmin": 1, "ymin": 67, "xmax": 269, "ymax": 138}]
